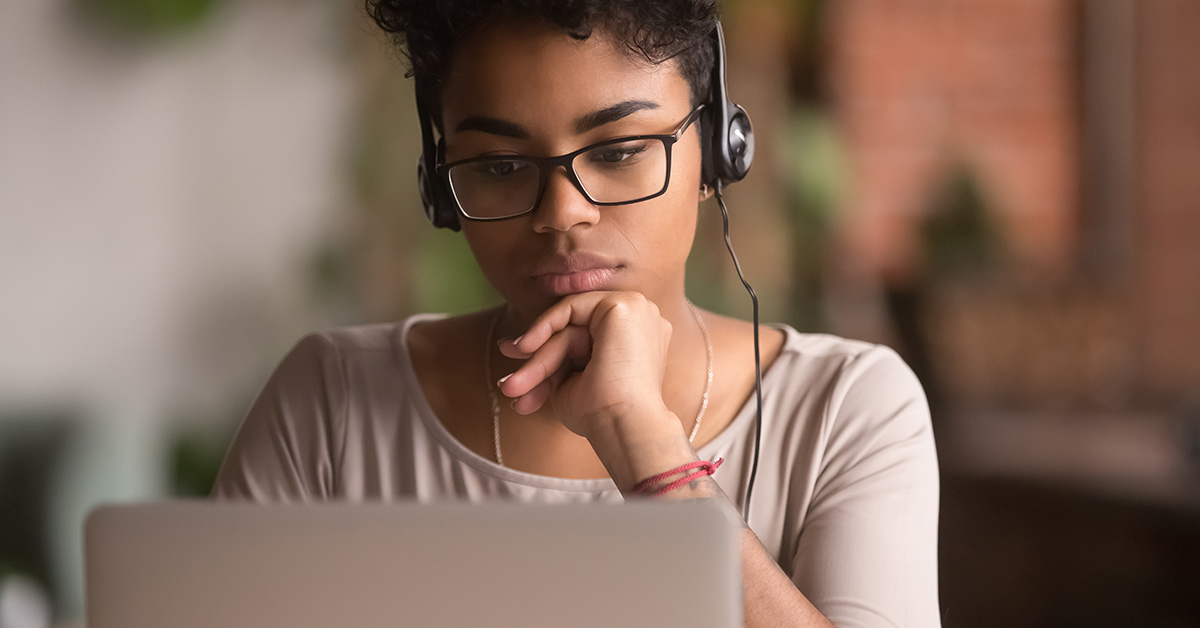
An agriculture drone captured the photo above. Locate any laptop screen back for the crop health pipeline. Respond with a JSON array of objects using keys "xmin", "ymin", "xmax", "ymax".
[{"xmin": 85, "ymin": 500, "xmax": 741, "ymax": 628}]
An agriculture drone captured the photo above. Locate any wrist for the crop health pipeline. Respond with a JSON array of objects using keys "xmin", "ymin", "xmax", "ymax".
[
  {"xmin": 631, "ymin": 458, "xmax": 724, "ymax": 497},
  {"xmin": 584, "ymin": 406, "xmax": 698, "ymax": 492},
  {"xmin": 581, "ymin": 399, "xmax": 677, "ymax": 440}
]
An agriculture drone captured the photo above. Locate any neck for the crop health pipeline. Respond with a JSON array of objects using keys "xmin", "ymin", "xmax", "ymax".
[{"xmin": 661, "ymin": 296, "xmax": 713, "ymax": 437}]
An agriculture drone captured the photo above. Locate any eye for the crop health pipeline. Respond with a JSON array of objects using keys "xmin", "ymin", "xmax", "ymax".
[
  {"xmin": 470, "ymin": 159, "xmax": 530, "ymax": 179},
  {"xmin": 588, "ymin": 141, "xmax": 649, "ymax": 166}
]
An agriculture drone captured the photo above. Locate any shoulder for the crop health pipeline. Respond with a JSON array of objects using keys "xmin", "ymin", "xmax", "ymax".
[
  {"xmin": 767, "ymin": 327, "xmax": 931, "ymax": 459},
  {"xmin": 280, "ymin": 314, "xmax": 443, "ymax": 375},
  {"xmin": 772, "ymin": 327, "xmax": 921, "ymax": 404},
  {"xmin": 302, "ymin": 315, "xmax": 440, "ymax": 356},
  {"xmin": 775, "ymin": 326, "xmax": 894, "ymax": 366},
  {"xmin": 777, "ymin": 328, "xmax": 936, "ymax": 496},
  {"xmin": 248, "ymin": 315, "xmax": 446, "ymax": 421},
  {"xmin": 212, "ymin": 313, "xmax": 449, "ymax": 501}
]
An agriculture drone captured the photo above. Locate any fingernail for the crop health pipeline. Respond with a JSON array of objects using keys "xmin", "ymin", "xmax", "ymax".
[
  {"xmin": 511, "ymin": 335, "xmax": 524, "ymax": 346},
  {"xmin": 497, "ymin": 373, "xmax": 512, "ymax": 386},
  {"xmin": 509, "ymin": 399, "xmax": 518, "ymax": 411}
]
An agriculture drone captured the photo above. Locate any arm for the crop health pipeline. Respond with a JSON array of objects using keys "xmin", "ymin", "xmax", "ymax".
[
  {"xmin": 614, "ymin": 350, "xmax": 941, "ymax": 628},
  {"xmin": 497, "ymin": 292, "xmax": 838, "ymax": 627},
  {"xmin": 787, "ymin": 347, "xmax": 940, "ymax": 627},
  {"xmin": 583, "ymin": 413, "xmax": 838, "ymax": 628}
]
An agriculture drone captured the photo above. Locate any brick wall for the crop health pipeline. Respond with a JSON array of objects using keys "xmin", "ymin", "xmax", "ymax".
[
  {"xmin": 827, "ymin": 0, "xmax": 1081, "ymax": 283},
  {"xmin": 826, "ymin": 0, "xmax": 1200, "ymax": 405},
  {"xmin": 1135, "ymin": 0, "xmax": 1200, "ymax": 397}
]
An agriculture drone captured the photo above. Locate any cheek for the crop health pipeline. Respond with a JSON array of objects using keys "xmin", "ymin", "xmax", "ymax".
[
  {"xmin": 461, "ymin": 226, "xmax": 519, "ymax": 289},
  {"xmin": 662, "ymin": 136, "xmax": 704, "ymax": 228},
  {"xmin": 628, "ymin": 142, "xmax": 701, "ymax": 262},
  {"xmin": 672, "ymin": 133, "xmax": 704, "ymax": 197}
]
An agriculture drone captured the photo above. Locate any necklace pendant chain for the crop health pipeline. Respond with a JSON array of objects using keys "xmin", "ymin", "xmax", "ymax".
[
  {"xmin": 686, "ymin": 299, "xmax": 714, "ymax": 443},
  {"xmin": 485, "ymin": 311, "xmax": 505, "ymax": 466},
  {"xmin": 484, "ymin": 300, "xmax": 714, "ymax": 468}
]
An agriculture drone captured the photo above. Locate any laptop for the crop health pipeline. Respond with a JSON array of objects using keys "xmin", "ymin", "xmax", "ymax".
[{"xmin": 85, "ymin": 500, "xmax": 742, "ymax": 628}]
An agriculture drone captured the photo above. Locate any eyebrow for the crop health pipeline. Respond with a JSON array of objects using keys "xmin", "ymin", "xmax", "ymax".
[
  {"xmin": 454, "ymin": 116, "xmax": 528, "ymax": 139},
  {"xmin": 453, "ymin": 99, "xmax": 662, "ymax": 139},
  {"xmin": 574, "ymin": 100, "xmax": 660, "ymax": 134}
]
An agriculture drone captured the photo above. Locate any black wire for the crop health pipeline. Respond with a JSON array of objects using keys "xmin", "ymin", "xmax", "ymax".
[{"xmin": 714, "ymin": 186, "xmax": 762, "ymax": 524}]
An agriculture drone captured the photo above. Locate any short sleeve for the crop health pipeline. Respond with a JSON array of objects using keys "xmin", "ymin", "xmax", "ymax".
[
  {"xmin": 790, "ymin": 346, "xmax": 941, "ymax": 627},
  {"xmin": 210, "ymin": 333, "xmax": 348, "ymax": 502}
]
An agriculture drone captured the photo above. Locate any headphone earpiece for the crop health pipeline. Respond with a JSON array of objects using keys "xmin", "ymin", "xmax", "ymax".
[
  {"xmin": 416, "ymin": 155, "xmax": 435, "ymax": 218},
  {"xmin": 722, "ymin": 109, "xmax": 754, "ymax": 180},
  {"xmin": 705, "ymin": 22, "xmax": 755, "ymax": 188},
  {"xmin": 415, "ymin": 85, "xmax": 461, "ymax": 231}
]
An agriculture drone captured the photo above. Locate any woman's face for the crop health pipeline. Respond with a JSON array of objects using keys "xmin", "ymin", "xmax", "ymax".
[{"xmin": 439, "ymin": 20, "xmax": 705, "ymax": 320}]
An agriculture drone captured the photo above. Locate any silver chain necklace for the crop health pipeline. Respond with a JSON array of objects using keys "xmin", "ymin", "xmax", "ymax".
[{"xmin": 484, "ymin": 301, "xmax": 713, "ymax": 467}]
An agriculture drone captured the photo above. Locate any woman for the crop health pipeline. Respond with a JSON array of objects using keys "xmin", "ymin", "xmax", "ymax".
[{"xmin": 212, "ymin": 1, "xmax": 941, "ymax": 626}]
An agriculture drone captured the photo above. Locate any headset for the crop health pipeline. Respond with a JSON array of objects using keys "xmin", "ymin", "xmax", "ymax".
[
  {"xmin": 702, "ymin": 22, "xmax": 756, "ymax": 190},
  {"xmin": 411, "ymin": 20, "xmax": 764, "ymax": 522}
]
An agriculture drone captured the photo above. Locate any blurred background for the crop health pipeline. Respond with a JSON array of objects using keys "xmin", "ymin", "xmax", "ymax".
[{"xmin": 1, "ymin": 0, "xmax": 1198, "ymax": 626}]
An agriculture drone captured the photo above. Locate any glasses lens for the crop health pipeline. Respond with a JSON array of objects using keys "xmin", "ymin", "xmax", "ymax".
[
  {"xmin": 574, "ymin": 138, "xmax": 668, "ymax": 204},
  {"xmin": 448, "ymin": 158, "xmax": 540, "ymax": 219}
]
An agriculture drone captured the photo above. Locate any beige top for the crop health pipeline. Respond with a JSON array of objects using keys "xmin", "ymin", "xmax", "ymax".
[{"xmin": 212, "ymin": 313, "xmax": 941, "ymax": 627}]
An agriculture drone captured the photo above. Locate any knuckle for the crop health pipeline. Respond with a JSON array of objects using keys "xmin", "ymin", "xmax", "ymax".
[
  {"xmin": 605, "ymin": 292, "xmax": 653, "ymax": 317},
  {"xmin": 605, "ymin": 299, "xmax": 634, "ymax": 319},
  {"xmin": 629, "ymin": 292, "xmax": 653, "ymax": 311}
]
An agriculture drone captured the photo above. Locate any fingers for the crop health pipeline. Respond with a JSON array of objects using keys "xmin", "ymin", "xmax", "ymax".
[
  {"xmin": 500, "ymin": 292, "xmax": 608, "ymax": 359},
  {"xmin": 493, "ymin": 291, "xmax": 672, "ymax": 418},
  {"xmin": 497, "ymin": 324, "xmax": 590, "ymax": 408},
  {"xmin": 510, "ymin": 367, "xmax": 570, "ymax": 415}
]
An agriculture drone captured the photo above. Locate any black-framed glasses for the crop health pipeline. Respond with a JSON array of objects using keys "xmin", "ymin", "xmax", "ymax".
[{"xmin": 436, "ymin": 105, "xmax": 705, "ymax": 221}]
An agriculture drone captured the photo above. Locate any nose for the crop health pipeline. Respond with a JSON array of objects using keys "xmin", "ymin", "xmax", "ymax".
[{"xmin": 530, "ymin": 165, "xmax": 600, "ymax": 233}]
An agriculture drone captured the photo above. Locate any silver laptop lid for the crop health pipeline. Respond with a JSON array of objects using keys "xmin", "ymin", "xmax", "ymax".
[{"xmin": 86, "ymin": 500, "xmax": 742, "ymax": 628}]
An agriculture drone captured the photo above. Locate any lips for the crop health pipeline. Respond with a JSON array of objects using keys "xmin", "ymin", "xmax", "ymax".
[{"xmin": 530, "ymin": 253, "xmax": 623, "ymax": 296}]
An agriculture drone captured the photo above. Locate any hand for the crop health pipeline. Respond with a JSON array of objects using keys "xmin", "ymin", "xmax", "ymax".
[{"xmin": 496, "ymin": 291, "xmax": 675, "ymax": 439}]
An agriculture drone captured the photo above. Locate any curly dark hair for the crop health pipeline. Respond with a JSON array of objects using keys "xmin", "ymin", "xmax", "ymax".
[{"xmin": 366, "ymin": 0, "xmax": 718, "ymax": 114}]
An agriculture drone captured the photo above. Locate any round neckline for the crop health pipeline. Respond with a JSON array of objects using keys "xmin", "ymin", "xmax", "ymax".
[{"xmin": 395, "ymin": 312, "xmax": 794, "ymax": 491}]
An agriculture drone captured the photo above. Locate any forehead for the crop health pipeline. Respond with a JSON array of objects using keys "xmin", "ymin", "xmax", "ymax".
[{"xmin": 439, "ymin": 20, "xmax": 692, "ymax": 134}]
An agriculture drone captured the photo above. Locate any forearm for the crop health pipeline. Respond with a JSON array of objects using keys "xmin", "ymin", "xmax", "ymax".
[
  {"xmin": 587, "ymin": 414, "xmax": 834, "ymax": 628},
  {"xmin": 739, "ymin": 526, "xmax": 836, "ymax": 628}
]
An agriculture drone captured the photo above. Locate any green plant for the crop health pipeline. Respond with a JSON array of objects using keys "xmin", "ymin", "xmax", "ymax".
[{"xmin": 76, "ymin": 0, "xmax": 220, "ymax": 38}]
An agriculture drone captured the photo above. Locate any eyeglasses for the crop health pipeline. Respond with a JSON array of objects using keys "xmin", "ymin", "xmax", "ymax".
[{"xmin": 437, "ymin": 105, "xmax": 705, "ymax": 221}]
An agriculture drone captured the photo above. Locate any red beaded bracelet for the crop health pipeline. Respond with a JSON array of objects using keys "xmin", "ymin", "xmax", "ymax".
[{"xmin": 631, "ymin": 458, "xmax": 724, "ymax": 497}]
